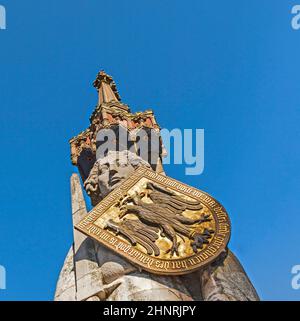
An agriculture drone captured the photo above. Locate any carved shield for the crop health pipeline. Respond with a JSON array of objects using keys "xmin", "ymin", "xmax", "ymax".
[{"xmin": 75, "ymin": 166, "xmax": 231, "ymax": 275}]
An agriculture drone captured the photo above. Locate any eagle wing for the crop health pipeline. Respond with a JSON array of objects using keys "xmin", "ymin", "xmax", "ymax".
[
  {"xmin": 105, "ymin": 183, "xmax": 213, "ymax": 257},
  {"xmin": 105, "ymin": 218, "xmax": 160, "ymax": 256},
  {"xmin": 146, "ymin": 182, "xmax": 203, "ymax": 213}
]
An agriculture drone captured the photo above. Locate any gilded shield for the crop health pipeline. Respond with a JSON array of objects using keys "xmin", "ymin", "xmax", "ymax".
[{"xmin": 75, "ymin": 166, "xmax": 231, "ymax": 275}]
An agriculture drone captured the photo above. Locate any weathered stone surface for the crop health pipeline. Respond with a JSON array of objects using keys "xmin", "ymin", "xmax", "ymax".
[
  {"xmin": 201, "ymin": 250, "xmax": 260, "ymax": 301},
  {"xmin": 55, "ymin": 174, "xmax": 104, "ymax": 301},
  {"xmin": 54, "ymin": 246, "xmax": 76, "ymax": 301},
  {"xmin": 93, "ymin": 239, "xmax": 199, "ymax": 301}
]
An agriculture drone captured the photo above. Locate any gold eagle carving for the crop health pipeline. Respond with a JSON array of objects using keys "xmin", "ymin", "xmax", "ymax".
[{"xmin": 105, "ymin": 182, "xmax": 214, "ymax": 257}]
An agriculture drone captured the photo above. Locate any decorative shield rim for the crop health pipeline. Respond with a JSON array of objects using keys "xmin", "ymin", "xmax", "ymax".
[{"xmin": 75, "ymin": 166, "xmax": 231, "ymax": 275}]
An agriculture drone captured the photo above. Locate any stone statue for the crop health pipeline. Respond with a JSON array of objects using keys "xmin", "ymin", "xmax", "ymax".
[
  {"xmin": 55, "ymin": 71, "xmax": 259, "ymax": 301},
  {"xmin": 55, "ymin": 151, "xmax": 259, "ymax": 301}
]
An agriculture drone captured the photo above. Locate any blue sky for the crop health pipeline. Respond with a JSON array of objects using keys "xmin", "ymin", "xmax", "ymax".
[{"xmin": 0, "ymin": 0, "xmax": 300, "ymax": 300}]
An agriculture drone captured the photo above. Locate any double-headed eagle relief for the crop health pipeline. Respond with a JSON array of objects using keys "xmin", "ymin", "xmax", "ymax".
[
  {"xmin": 76, "ymin": 166, "xmax": 231, "ymax": 275},
  {"xmin": 106, "ymin": 182, "xmax": 214, "ymax": 257}
]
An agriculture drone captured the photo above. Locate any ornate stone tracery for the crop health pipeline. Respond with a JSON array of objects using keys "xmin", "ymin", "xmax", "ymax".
[{"xmin": 69, "ymin": 71, "xmax": 163, "ymax": 182}]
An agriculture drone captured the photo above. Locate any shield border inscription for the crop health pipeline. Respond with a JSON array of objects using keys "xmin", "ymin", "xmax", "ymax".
[{"xmin": 75, "ymin": 166, "xmax": 231, "ymax": 275}]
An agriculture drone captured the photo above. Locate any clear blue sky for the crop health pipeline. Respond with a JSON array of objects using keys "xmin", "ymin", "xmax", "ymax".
[{"xmin": 0, "ymin": 1, "xmax": 299, "ymax": 301}]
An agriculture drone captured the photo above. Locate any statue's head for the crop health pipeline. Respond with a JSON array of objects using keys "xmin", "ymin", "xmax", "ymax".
[{"xmin": 85, "ymin": 150, "xmax": 150, "ymax": 205}]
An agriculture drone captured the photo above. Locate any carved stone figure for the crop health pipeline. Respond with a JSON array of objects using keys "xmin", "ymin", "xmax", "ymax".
[
  {"xmin": 55, "ymin": 151, "xmax": 259, "ymax": 301},
  {"xmin": 55, "ymin": 71, "xmax": 259, "ymax": 301},
  {"xmin": 84, "ymin": 150, "xmax": 150, "ymax": 205}
]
